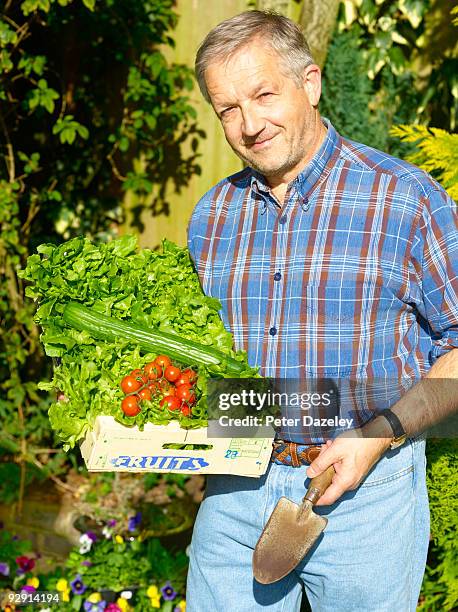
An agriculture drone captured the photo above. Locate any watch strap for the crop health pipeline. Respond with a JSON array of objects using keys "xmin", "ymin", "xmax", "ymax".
[
  {"xmin": 380, "ymin": 409, "xmax": 406, "ymax": 439},
  {"xmin": 380, "ymin": 409, "xmax": 408, "ymax": 448}
]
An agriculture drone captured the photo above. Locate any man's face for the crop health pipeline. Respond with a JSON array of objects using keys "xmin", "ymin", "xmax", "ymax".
[{"xmin": 205, "ymin": 40, "xmax": 322, "ymax": 182}]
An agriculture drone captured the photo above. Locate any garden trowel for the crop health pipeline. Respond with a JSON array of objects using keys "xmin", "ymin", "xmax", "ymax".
[{"xmin": 253, "ymin": 465, "xmax": 335, "ymax": 584}]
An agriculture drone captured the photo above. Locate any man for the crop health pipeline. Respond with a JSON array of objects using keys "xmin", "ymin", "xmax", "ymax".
[{"xmin": 186, "ymin": 10, "xmax": 458, "ymax": 612}]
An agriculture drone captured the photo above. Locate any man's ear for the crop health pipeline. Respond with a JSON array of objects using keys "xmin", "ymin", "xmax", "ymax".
[{"xmin": 303, "ymin": 64, "xmax": 322, "ymax": 107}]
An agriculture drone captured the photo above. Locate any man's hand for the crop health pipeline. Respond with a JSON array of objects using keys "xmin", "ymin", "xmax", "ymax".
[{"xmin": 306, "ymin": 431, "xmax": 391, "ymax": 506}]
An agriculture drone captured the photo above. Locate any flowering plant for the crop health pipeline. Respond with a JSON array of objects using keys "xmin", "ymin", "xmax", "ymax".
[
  {"xmin": 0, "ymin": 526, "xmax": 39, "ymax": 592},
  {"xmin": 5, "ymin": 514, "xmax": 188, "ymax": 611}
]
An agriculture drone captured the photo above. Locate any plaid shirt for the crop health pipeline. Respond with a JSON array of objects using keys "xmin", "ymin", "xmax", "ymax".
[{"xmin": 187, "ymin": 119, "xmax": 458, "ymax": 443}]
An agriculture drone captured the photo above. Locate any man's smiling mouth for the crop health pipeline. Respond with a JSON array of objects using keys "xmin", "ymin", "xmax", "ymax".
[{"xmin": 247, "ymin": 135, "xmax": 277, "ymax": 150}]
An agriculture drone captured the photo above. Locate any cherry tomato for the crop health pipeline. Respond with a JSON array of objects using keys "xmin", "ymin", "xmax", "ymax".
[
  {"xmin": 121, "ymin": 395, "xmax": 141, "ymax": 416},
  {"xmin": 175, "ymin": 373, "xmax": 192, "ymax": 387},
  {"xmin": 181, "ymin": 405, "xmax": 192, "ymax": 417},
  {"xmin": 157, "ymin": 379, "xmax": 174, "ymax": 395},
  {"xmin": 144, "ymin": 361, "xmax": 162, "ymax": 380},
  {"xmin": 182, "ymin": 368, "xmax": 197, "ymax": 383},
  {"xmin": 121, "ymin": 375, "xmax": 142, "ymax": 394},
  {"xmin": 159, "ymin": 396, "xmax": 181, "ymax": 411},
  {"xmin": 175, "ymin": 384, "xmax": 196, "ymax": 404},
  {"xmin": 138, "ymin": 387, "xmax": 152, "ymax": 401},
  {"xmin": 164, "ymin": 365, "xmax": 181, "ymax": 382},
  {"xmin": 148, "ymin": 381, "xmax": 160, "ymax": 394},
  {"xmin": 154, "ymin": 355, "xmax": 172, "ymax": 369},
  {"xmin": 131, "ymin": 368, "xmax": 147, "ymax": 383}
]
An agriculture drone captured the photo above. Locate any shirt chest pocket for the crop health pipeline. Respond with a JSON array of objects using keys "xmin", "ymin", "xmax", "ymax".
[{"xmin": 303, "ymin": 283, "xmax": 394, "ymax": 326}]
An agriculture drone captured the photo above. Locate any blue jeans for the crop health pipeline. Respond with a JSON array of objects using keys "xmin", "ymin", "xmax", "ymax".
[{"xmin": 186, "ymin": 438, "xmax": 429, "ymax": 612}]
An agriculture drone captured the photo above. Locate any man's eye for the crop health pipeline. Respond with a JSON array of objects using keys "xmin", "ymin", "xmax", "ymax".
[
  {"xmin": 221, "ymin": 107, "xmax": 235, "ymax": 117},
  {"xmin": 259, "ymin": 92, "xmax": 273, "ymax": 99}
]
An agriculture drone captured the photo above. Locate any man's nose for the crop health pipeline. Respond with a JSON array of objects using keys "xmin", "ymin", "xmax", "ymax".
[{"xmin": 241, "ymin": 107, "xmax": 265, "ymax": 138}]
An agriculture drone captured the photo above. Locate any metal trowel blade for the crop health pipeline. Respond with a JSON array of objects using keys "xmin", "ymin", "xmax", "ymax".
[{"xmin": 253, "ymin": 497, "xmax": 328, "ymax": 584}]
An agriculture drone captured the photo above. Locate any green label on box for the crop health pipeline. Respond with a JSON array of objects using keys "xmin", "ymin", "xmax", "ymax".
[{"xmin": 227, "ymin": 438, "xmax": 267, "ymax": 458}]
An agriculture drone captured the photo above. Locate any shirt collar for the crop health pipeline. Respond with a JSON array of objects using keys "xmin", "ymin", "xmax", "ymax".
[{"xmin": 250, "ymin": 117, "xmax": 339, "ymax": 197}]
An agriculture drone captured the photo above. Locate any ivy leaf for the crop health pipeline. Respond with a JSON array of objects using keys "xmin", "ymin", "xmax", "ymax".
[
  {"xmin": 0, "ymin": 21, "xmax": 18, "ymax": 46},
  {"xmin": 18, "ymin": 151, "xmax": 41, "ymax": 174},
  {"xmin": 21, "ymin": 0, "xmax": 52, "ymax": 16},
  {"xmin": 118, "ymin": 136, "xmax": 130, "ymax": 152},
  {"xmin": 388, "ymin": 46, "xmax": 406, "ymax": 75},
  {"xmin": 123, "ymin": 171, "xmax": 153, "ymax": 194},
  {"xmin": 0, "ymin": 51, "xmax": 13, "ymax": 73},
  {"xmin": 82, "ymin": 0, "xmax": 96, "ymax": 10},
  {"xmin": 398, "ymin": 0, "xmax": 427, "ymax": 29},
  {"xmin": 53, "ymin": 115, "xmax": 89, "ymax": 144},
  {"xmin": 18, "ymin": 54, "xmax": 47, "ymax": 77},
  {"xmin": 27, "ymin": 79, "xmax": 59, "ymax": 113}
]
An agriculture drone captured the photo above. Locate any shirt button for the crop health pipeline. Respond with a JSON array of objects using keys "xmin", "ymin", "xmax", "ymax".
[
  {"xmin": 273, "ymin": 272, "xmax": 282, "ymax": 281},
  {"xmin": 279, "ymin": 215, "xmax": 287, "ymax": 224},
  {"xmin": 269, "ymin": 327, "xmax": 277, "ymax": 336}
]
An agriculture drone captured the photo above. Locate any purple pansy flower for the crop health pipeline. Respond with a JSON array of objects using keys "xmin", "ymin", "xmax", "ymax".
[
  {"xmin": 0, "ymin": 562, "xmax": 9, "ymax": 576},
  {"xmin": 86, "ymin": 531, "xmax": 98, "ymax": 542},
  {"xmin": 107, "ymin": 519, "xmax": 117, "ymax": 528},
  {"xmin": 70, "ymin": 574, "xmax": 87, "ymax": 595},
  {"xmin": 105, "ymin": 605, "xmax": 121, "ymax": 612},
  {"xmin": 127, "ymin": 512, "xmax": 142, "ymax": 532},
  {"xmin": 83, "ymin": 600, "xmax": 106, "ymax": 611},
  {"xmin": 22, "ymin": 585, "xmax": 36, "ymax": 593},
  {"xmin": 161, "ymin": 581, "xmax": 177, "ymax": 601},
  {"xmin": 81, "ymin": 560, "xmax": 92, "ymax": 567}
]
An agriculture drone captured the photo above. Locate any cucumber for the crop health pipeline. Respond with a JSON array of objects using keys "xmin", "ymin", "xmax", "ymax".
[{"xmin": 62, "ymin": 301, "xmax": 244, "ymax": 374}]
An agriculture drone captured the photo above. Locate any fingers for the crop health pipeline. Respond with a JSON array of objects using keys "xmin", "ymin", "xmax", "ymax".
[
  {"xmin": 306, "ymin": 443, "xmax": 337, "ymax": 479},
  {"xmin": 314, "ymin": 478, "xmax": 349, "ymax": 506}
]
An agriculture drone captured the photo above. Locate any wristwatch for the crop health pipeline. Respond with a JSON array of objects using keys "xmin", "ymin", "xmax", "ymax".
[{"xmin": 380, "ymin": 409, "xmax": 408, "ymax": 449}]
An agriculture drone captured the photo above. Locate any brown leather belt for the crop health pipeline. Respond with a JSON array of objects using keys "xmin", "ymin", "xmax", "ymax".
[{"xmin": 271, "ymin": 439, "xmax": 322, "ymax": 467}]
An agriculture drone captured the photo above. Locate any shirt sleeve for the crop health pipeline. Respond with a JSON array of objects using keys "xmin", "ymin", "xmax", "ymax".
[
  {"xmin": 187, "ymin": 201, "xmax": 203, "ymax": 269},
  {"xmin": 411, "ymin": 187, "xmax": 458, "ymax": 363},
  {"xmin": 187, "ymin": 191, "xmax": 212, "ymax": 274}
]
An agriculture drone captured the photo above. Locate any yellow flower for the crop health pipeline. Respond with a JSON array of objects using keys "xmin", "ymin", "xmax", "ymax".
[
  {"xmin": 146, "ymin": 586, "xmax": 159, "ymax": 599},
  {"xmin": 115, "ymin": 535, "xmax": 124, "ymax": 544},
  {"xmin": 26, "ymin": 577, "xmax": 39, "ymax": 588},
  {"xmin": 88, "ymin": 592, "xmax": 102, "ymax": 603},
  {"xmin": 147, "ymin": 585, "xmax": 161, "ymax": 608},
  {"xmin": 56, "ymin": 579, "xmax": 69, "ymax": 592},
  {"xmin": 116, "ymin": 597, "xmax": 132, "ymax": 612},
  {"xmin": 62, "ymin": 590, "xmax": 70, "ymax": 602},
  {"xmin": 176, "ymin": 600, "xmax": 186, "ymax": 612}
]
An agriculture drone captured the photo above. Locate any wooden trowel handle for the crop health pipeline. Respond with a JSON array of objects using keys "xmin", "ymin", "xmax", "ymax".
[{"xmin": 304, "ymin": 465, "xmax": 335, "ymax": 505}]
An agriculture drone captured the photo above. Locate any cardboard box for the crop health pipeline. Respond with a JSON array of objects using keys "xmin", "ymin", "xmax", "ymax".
[{"xmin": 80, "ymin": 416, "xmax": 275, "ymax": 477}]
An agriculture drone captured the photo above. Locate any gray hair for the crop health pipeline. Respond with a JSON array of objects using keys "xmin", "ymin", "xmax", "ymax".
[{"xmin": 195, "ymin": 10, "xmax": 315, "ymax": 103}]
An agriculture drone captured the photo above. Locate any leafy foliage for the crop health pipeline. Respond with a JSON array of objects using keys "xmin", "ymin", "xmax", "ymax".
[
  {"xmin": 320, "ymin": 26, "xmax": 420, "ymax": 155},
  {"xmin": 0, "ymin": 0, "xmax": 199, "ymax": 501},
  {"xmin": 321, "ymin": 0, "xmax": 458, "ymax": 147},
  {"xmin": 320, "ymin": 28, "xmax": 390, "ymax": 150},
  {"xmin": 390, "ymin": 125, "xmax": 458, "ymax": 200},
  {"xmin": 420, "ymin": 440, "xmax": 458, "ymax": 611}
]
